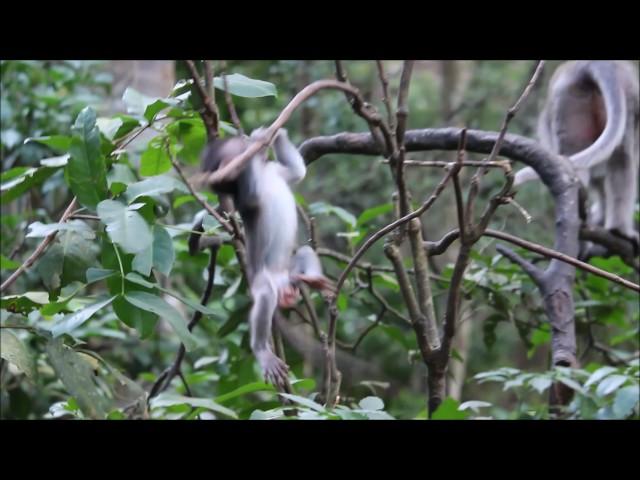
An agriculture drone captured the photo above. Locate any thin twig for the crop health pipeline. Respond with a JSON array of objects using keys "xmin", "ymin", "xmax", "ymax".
[
  {"xmin": 333, "ymin": 164, "xmax": 457, "ymax": 296},
  {"xmin": 375, "ymin": 61, "xmax": 395, "ymax": 132},
  {"xmin": 220, "ymin": 61, "xmax": 244, "ymax": 135},
  {"xmin": 1, "ymin": 197, "xmax": 77, "ymax": 293},
  {"xmin": 148, "ymin": 243, "xmax": 218, "ymax": 400},
  {"xmin": 194, "ymin": 79, "xmax": 373, "ymax": 187},
  {"xmin": 184, "ymin": 60, "xmax": 219, "ymax": 139}
]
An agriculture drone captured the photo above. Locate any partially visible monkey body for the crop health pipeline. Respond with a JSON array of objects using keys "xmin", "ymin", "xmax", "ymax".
[
  {"xmin": 196, "ymin": 128, "xmax": 333, "ymax": 387},
  {"xmin": 514, "ymin": 60, "xmax": 639, "ymax": 249}
]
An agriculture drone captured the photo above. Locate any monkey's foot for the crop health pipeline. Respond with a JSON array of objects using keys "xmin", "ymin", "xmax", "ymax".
[{"xmin": 256, "ymin": 351, "xmax": 290, "ymax": 388}]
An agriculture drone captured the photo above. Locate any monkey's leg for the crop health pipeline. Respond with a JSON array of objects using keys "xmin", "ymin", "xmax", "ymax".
[
  {"xmin": 249, "ymin": 270, "xmax": 290, "ymax": 386},
  {"xmin": 290, "ymin": 246, "xmax": 335, "ymax": 293},
  {"xmin": 589, "ymin": 175, "xmax": 606, "ymax": 227},
  {"xmin": 604, "ymin": 148, "xmax": 639, "ymax": 247}
]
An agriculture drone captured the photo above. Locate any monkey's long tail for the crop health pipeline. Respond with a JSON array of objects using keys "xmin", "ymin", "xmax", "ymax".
[
  {"xmin": 570, "ymin": 61, "xmax": 627, "ymax": 170},
  {"xmin": 514, "ymin": 61, "xmax": 627, "ymax": 186}
]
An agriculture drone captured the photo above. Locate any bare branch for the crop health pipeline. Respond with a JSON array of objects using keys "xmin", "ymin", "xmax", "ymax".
[
  {"xmin": 375, "ymin": 61, "xmax": 395, "ymax": 131},
  {"xmin": 333, "ymin": 165, "xmax": 457, "ymax": 296},
  {"xmin": 184, "ymin": 60, "xmax": 219, "ymax": 139},
  {"xmin": 219, "ymin": 61, "xmax": 244, "ymax": 135},
  {"xmin": 194, "ymin": 80, "xmax": 373, "ymax": 187},
  {"xmin": 1, "ymin": 197, "xmax": 77, "ymax": 293}
]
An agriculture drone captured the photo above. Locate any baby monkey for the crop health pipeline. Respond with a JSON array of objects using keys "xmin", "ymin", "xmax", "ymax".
[{"xmin": 198, "ymin": 128, "xmax": 333, "ymax": 386}]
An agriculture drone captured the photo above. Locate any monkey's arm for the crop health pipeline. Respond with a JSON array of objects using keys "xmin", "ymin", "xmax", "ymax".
[{"xmin": 273, "ymin": 129, "xmax": 307, "ymax": 184}]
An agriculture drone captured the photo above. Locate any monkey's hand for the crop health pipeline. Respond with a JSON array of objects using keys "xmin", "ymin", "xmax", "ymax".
[
  {"xmin": 278, "ymin": 284, "xmax": 300, "ymax": 308},
  {"xmin": 249, "ymin": 126, "xmax": 270, "ymax": 143},
  {"xmin": 292, "ymin": 274, "xmax": 336, "ymax": 294},
  {"xmin": 256, "ymin": 350, "xmax": 290, "ymax": 388}
]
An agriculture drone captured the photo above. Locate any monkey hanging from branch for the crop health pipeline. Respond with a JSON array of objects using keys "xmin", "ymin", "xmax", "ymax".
[
  {"xmin": 190, "ymin": 127, "xmax": 334, "ymax": 387},
  {"xmin": 514, "ymin": 60, "xmax": 639, "ymax": 253}
]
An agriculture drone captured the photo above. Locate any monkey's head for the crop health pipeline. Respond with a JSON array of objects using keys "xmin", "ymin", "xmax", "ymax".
[{"xmin": 201, "ymin": 136, "xmax": 249, "ymax": 195}]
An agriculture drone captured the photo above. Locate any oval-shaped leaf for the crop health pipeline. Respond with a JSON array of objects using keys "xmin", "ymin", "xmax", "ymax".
[
  {"xmin": 358, "ymin": 396, "xmax": 384, "ymax": 411},
  {"xmin": 278, "ymin": 393, "xmax": 325, "ymax": 412},
  {"xmin": 585, "ymin": 366, "xmax": 617, "ymax": 387},
  {"xmin": 51, "ymin": 296, "xmax": 116, "ymax": 337},
  {"xmin": 125, "ymin": 272, "xmax": 218, "ymax": 317},
  {"xmin": 1, "ymin": 329, "xmax": 36, "ymax": 378},
  {"xmin": 124, "ymin": 175, "xmax": 188, "ymax": 203},
  {"xmin": 97, "ymin": 200, "xmax": 153, "ymax": 254},
  {"xmin": 150, "ymin": 393, "xmax": 237, "ymax": 419},
  {"xmin": 124, "ymin": 291, "xmax": 199, "ymax": 351},
  {"xmin": 140, "ymin": 146, "xmax": 171, "ymax": 177},
  {"xmin": 596, "ymin": 374, "xmax": 628, "ymax": 397},
  {"xmin": 213, "ymin": 74, "xmax": 277, "ymax": 98},
  {"xmin": 67, "ymin": 107, "xmax": 108, "ymax": 210},
  {"xmin": 612, "ymin": 385, "xmax": 639, "ymax": 418}
]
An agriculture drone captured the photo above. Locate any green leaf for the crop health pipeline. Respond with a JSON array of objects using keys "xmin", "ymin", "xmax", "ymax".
[
  {"xmin": 150, "ymin": 393, "xmax": 237, "ymax": 419},
  {"xmin": 529, "ymin": 376, "xmax": 552, "ymax": 394},
  {"xmin": 361, "ymin": 410, "xmax": 395, "ymax": 420},
  {"xmin": 278, "ymin": 393, "xmax": 325, "ymax": 412},
  {"xmin": 1, "ymin": 291, "xmax": 49, "ymax": 315},
  {"xmin": 356, "ymin": 203, "xmax": 392, "ymax": 226},
  {"xmin": 458, "ymin": 400, "xmax": 492, "ymax": 413},
  {"xmin": 124, "ymin": 291, "xmax": 199, "ymax": 351},
  {"xmin": 125, "ymin": 273, "xmax": 218, "ymax": 317},
  {"xmin": 173, "ymin": 195, "xmax": 195, "ymax": 209},
  {"xmin": 26, "ymin": 220, "xmax": 94, "ymax": 239},
  {"xmin": 215, "ymin": 381, "xmax": 275, "ymax": 403},
  {"xmin": 151, "ymin": 226, "xmax": 175, "ymax": 276},
  {"xmin": 140, "ymin": 145, "xmax": 171, "ymax": 176},
  {"xmin": 309, "ymin": 201, "xmax": 356, "ymax": 228},
  {"xmin": 431, "ymin": 398, "xmax": 468, "ymax": 420},
  {"xmin": 35, "ymin": 243, "xmax": 63, "ymax": 291},
  {"xmin": 67, "ymin": 107, "xmax": 108, "ymax": 210},
  {"xmin": 0, "ymin": 330, "xmax": 36, "ymax": 379},
  {"xmin": 1, "ymin": 254, "xmax": 20, "ymax": 270},
  {"xmin": 96, "ymin": 117, "xmax": 123, "ymax": 140},
  {"xmin": 358, "ymin": 396, "xmax": 384, "ymax": 411},
  {"xmin": 40, "ymin": 154, "xmax": 70, "ymax": 167},
  {"xmin": 595, "ymin": 374, "xmax": 628, "ymax": 397},
  {"xmin": 107, "ymin": 163, "xmax": 137, "ymax": 191},
  {"xmin": 1, "ymin": 166, "xmax": 31, "ymax": 182},
  {"xmin": 132, "ymin": 243, "xmax": 153, "ymax": 276},
  {"xmin": 25, "ymin": 135, "xmax": 72, "ymax": 152},
  {"xmin": 584, "ymin": 366, "xmax": 617, "ymax": 387},
  {"xmin": 121, "ymin": 88, "xmax": 159, "ymax": 117},
  {"xmin": 86, "ymin": 268, "xmax": 116, "ymax": 284},
  {"xmin": 97, "ymin": 200, "xmax": 153, "ymax": 254},
  {"xmin": 45, "ymin": 338, "xmax": 111, "ymax": 419},
  {"xmin": 612, "ymin": 385, "xmax": 639, "ymax": 418},
  {"xmin": 1, "ymin": 166, "xmax": 57, "ymax": 204},
  {"xmin": 112, "ymin": 295, "xmax": 157, "ymax": 338},
  {"xmin": 112, "ymin": 115, "xmax": 141, "ymax": 139},
  {"xmin": 124, "ymin": 175, "xmax": 188, "ymax": 203},
  {"xmin": 50, "ymin": 296, "xmax": 116, "ymax": 337},
  {"xmin": 372, "ymin": 272, "xmax": 400, "ymax": 292},
  {"xmin": 557, "ymin": 377, "xmax": 586, "ymax": 395},
  {"xmin": 213, "ymin": 73, "xmax": 277, "ymax": 98}
]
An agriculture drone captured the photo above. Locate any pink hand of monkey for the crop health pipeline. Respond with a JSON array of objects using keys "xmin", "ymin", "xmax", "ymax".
[{"xmin": 292, "ymin": 274, "xmax": 336, "ymax": 294}]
